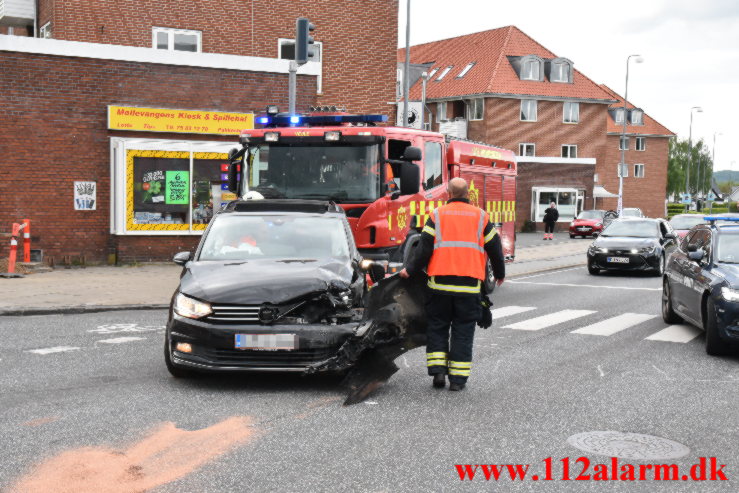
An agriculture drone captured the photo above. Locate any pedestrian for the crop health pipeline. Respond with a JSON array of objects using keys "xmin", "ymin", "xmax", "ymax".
[
  {"xmin": 399, "ymin": 177, "xmax": 505, "ymax": 391},
  {"xmin": 543, "ymin": 201, "xmax": 559, "ymax": 240}
]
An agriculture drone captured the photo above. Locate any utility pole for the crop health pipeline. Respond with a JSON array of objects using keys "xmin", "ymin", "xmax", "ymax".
[
  {"xmin": 402, "ymin": 0, "xmax": 411, "ymax": 127},
  {"xmin": 685, "ymin": 106, "xmax": 703, "ymax": 209},
  {"xmin": 617, "ymin": 55, "xmax": 643, "ymax": 215}
]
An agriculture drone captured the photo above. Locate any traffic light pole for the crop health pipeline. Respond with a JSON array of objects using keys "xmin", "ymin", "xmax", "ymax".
[{"xmin": 288, "ymin": 60, "xmax": 298, "ymax": 115}]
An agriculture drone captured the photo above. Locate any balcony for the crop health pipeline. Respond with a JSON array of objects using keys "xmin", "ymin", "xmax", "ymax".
[
  {"xmin": 0, "ymin": 0, "xmax": 34, "ymax": 26},
  {"xmin": 439, "ymin": 118, "xmax": 467, "ymax": 139}
]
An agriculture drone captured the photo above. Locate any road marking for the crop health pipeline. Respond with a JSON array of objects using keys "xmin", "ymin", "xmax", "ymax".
[
  {"xmin": 98, "ymin": 337, "xmax": 147, "ymax": 344},
  {"xmin": 26, "ymin": 346, "xmax": 80, "ymax": 355},
  {"xmin": 645, "ymin": 325, "xmax": 702, "ymax": 343},
  {"xmin": 507, "ymin": 280, "xmax": 661, "ymax": 291},
  {"xmin": 503, "ymin": 309, "xmax": 596, "ymax": 331},
  {"xmin": 597, "ymin": 365, "xmax": 605, "ymax": 377},
  {"xmin": 88, "ymin": 323, "xmax": 164, "ymax": 334},
  {"xmin": 571, "ymin": 313, "xmax": 658, "ymax": 336},
  {"xmin": 511, "ymin": 267, "xmax": 584, "ymax": 281},
  {"xmin": 492, "ymin": 305, "xmax": 537, "ymax": 319}
]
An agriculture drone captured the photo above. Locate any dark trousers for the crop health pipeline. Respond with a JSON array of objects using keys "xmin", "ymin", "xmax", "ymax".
[
  {"xmin": 425, "ymin": 291, "xmax": 481, "ymax": 384},
  {"xmin": 544, "ymin": 222, "xmax": 555, "ymax": 233}
]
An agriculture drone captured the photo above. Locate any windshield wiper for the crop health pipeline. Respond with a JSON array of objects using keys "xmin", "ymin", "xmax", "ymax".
[{"xmin": 295, "ymin": 193, "xmax": 349, "ymax": 203}]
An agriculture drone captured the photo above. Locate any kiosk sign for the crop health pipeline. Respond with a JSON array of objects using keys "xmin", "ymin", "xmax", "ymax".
[{"xmin": 108, "ymin": 106, "xmax": 254, "ymax": 135}]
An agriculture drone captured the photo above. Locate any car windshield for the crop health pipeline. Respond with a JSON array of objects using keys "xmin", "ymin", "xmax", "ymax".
[
  {"xmin": 577, "ymin": 210, "xmax": 604, "ymax": 220},
  {"xmin": 199, "ymin": 215, "xmax": 350, "ymax": 260},
  {"xmin": 670, "ymin": 215, "xmax": 706, "ymax": 230},
  {"xmin": 621, "ymin": 209, "xmax": 641, "ymax": 217},
  {"xmin": 717, "ymin": 233, "xmax": 739, "ymax": 264},
  {"xmin": 601, "ymin": 220, "xmax": 659, "ymax": 238},
  {"xmin": 244, "ymin": 143, "xmax": 381, "ymax": 203}
]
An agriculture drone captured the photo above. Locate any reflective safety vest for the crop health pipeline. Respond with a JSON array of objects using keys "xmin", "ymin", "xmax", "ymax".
[{"xmin": 427, "ymin": 201, "xmax": 487, "ymax": 281}]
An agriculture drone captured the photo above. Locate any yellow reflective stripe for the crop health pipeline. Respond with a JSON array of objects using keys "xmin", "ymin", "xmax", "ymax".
[
  {"xmin": 426, "ymin": 352, "xmax": 447, "ymax": 358},
  {"xmin": 484, "ymin": 227, "xmax": 498, "ymax": 243},
  {"xmin": 448, "ymin": 361, "xmax": 472, "ymax": 368},
  {"xmin": 427, "ymin": 360, "xmax": 447, "ymax": 367},
  {"xmin": 422, "ymin": 225, "xmax": 436, "ymax": 236},
  {"xmin": 448, "ymin": 369, "xmax": 471, "ymax": 376},
  {"xmin": 428, "ymin": 277, "xmax": 481, "ymax": 294}
]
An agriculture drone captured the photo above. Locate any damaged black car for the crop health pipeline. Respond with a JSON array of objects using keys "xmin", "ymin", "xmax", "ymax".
[{"xmin": 164, "ymin": 200, "xmax": 387, "ymax": 377}]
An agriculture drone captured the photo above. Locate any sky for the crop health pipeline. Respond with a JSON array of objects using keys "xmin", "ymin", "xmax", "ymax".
[{"xmin": 397, "ymin": 0, "xmax": 738, "ymax": 171}]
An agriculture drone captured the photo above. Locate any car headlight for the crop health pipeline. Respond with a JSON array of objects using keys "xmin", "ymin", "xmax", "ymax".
[
  {"xmin": 635, "ymin": 246, "xmax": 656, "ymax": 255},
  {"xmin": 570, "ymin": 222, "xmax": 575, "ymax": 227},
  {"xmin": 599, "ymin": 247, "xmax": 609, "ymax": 253},
  {"xmin": 721, "ymin": 287, "xmax": 739, "ymax": 302},
  {"xmin": 595, "ymin": 222, "xmax": 602, "ymax": 227},
  {"xmin": 588, "ymin": 245, "xmax": 603, "ymax": 255},
  {"xmin": 174, "ymin": 292, "xmax": 213, "ymax": 319}
]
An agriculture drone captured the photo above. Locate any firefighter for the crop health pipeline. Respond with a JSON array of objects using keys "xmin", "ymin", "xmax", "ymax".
[
  {"xmin": 542, "ymin": 201, "xmax": 559, "ymax": 240},
  {"xmin": 399, "ymin": 177, "xmax": 505, "ymax": 391}
]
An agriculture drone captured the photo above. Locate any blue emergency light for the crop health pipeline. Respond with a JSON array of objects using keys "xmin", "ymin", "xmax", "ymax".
[
  {"xmin": 255, "ymin": 113, "xmax": 388, "ymax": 128},
  {"xmin": 704, "ymin": 216, "xmax": 739, "ymax": 224}
]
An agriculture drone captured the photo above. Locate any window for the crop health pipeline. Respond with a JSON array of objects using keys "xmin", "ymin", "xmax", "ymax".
[
  {"xmin": 436, "ymin": 66, "xmax": 453, "ymax": 81},
  {"xmin": 428, "ymin": 68, "xmax": 439, "ymax": 79},
  {"xmin": 436, "ymin": 102, "xmax": 447, "ymax": 123},
  {"xmin": 630, "ymin": 109, "xmax": 643, "ymax": 125},
  {"xmin": 40, "ymin": 22, "xmax": 51, "ymax": 38},
  {"xmin": 519, "ymin": 143, "xmax": 535, "ymax": 157},
  {"xmin": 561, "ymin": 145, "xmax": 577, "ymax": 158},
  {"xmin": 550, "ymin": 59, "xmax": 571, "ymax": 83},
  {"xmin": 531, "ymin": 188, "xmax": 585, "ymax": 222},
  {"xmin": 636, "ymin": 137, "xmax": 646, "ymax": 151},
  {"xmin": 619, "ymin": 136, "xmax": 630, "ymax": 150},
  {"xmin": 614, "ymin": 109, "xmax": 625, "ymax": 124},
  {"xmin": 521, "ymin": 57, "xmax": 541, "ymax": 81},
  {"xmin": 152, "ymin": 27, "xmax": 201, "ymax": 52},
  {"xmin": 423, "ymin": 142, "xmax": 443, "ymax": 190},
  {"xmin": 617, "ymin": 163, "xmax": 629, "ymax": 178},
  {"xmin": 457, "ymin": 62, "xmax": 475, "ymax": 78},
  {"xmin": 467, "ymin": 98, "xmax": 484, "ymax": 121},
  {"xmin": 279, "ymin": 39, "xmax": 323, "ymax": 93},
  {"xmin": 520, "ymin": 99, "xmax": 537, "ymax": 121},
  {"xmin": 634, "ymin": 164, "xmax": 645, "ymax": 178},
  {"xmin": 563, "ymin": 102, "xmax": 579, "ymax": 123}
]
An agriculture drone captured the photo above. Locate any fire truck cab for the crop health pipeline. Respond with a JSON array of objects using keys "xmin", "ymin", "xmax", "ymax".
[{"xmin": 228, "ymin": 112, "xmax": 517, "ymax": 265}]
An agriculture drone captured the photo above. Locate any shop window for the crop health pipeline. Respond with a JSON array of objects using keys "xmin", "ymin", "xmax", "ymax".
[
  {"xmin": 563, "ymin": 102, "xmax": 579, "ymax": 123},
  {"xmin": 531, "ymin": 188, "xmax": 584, "ymax": 222},
  {"xmin": 561, "ymin": 145, "xmax": 577, "ymax": 158},
  {"xmin": 423, "ymin": 141, "xmax": 443, "ymax": 190},
  {"xmin": 153, "ymin": 27, "xmax": 201, "ymax": 52},
  {"xmin": 636, "ymin": 137, "xmax": 646, "ymax": 151},
  {"xmin": 519, "ymin": 143, "xmax": 535, "ymax": 157},
  {"xmin": 521, "ymin": 99, "xmax": 537, "ymax": 121},
  {"xmin": 279, "ymin": 38, "xmax": 323, "ymax": 93}
]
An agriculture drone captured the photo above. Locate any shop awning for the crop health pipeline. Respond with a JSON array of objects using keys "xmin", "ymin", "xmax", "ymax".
[{"xmin": 593, "ymin": 185, "xmax": 618, "ymax": 198}]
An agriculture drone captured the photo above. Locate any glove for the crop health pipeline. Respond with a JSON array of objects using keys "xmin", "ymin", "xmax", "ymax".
[{"xmin": 478, "ymin": 297, "xmax": 493, "ymax": 329}]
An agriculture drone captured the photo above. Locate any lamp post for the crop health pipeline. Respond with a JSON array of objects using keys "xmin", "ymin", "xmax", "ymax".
[
  {"xmin": 685, "ymin": 106, "xmax": 703, "ymax": 206},
  {"xmin": 402, "ymin": 0, "xmax": 411, "ymax": 127},
  {"xmin": 706, "ymin": 132, "xmax": 722, "ymax": 198},
  {"xmin": 617, "ymin": 54, "xmax": 643, "ymax": 214}
]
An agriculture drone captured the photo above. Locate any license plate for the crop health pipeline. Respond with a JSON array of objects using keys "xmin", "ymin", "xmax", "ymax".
[
  {"xmin": 235, "ymin": 334, "xmax": 297, "ymax": 350},
  {"xmin": 577, "ymin": 227, "xmax": 590, "ymax": 231},
  {"xmin": 607, "ymin": 256, "xmax": 629, "ymax": 264}
]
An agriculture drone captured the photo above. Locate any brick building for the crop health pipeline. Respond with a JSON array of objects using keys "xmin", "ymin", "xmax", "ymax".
[
  {"xmin": 398, "ymin": 26, "xmax": 673, "ymax": 230},
  {"xmin": 0, "ymin": 0, "xmax": 398, "ymax": 263}
]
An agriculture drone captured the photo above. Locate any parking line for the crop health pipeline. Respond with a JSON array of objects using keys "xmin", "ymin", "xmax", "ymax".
[
  {"xmin": 503, "ymin": 309, "xmax": 596, "ymax": 331},
  {"xmin": 645, "ymin": 325, "xmax": 702, "ymax": 343},
  {"xmin": 507, "ymin": 280, "xmax": 661, "ymax": 291},
  {"xmin": 572, "ymin": 313, "xmax": 657, "ymax": 336},
  {"xmin": 98, "ymin": 337, "xmax": 147, "ymax": 344},
  {"xmin": 492, "ymin": 306, "xmax": 537, "ymax": 320},
  {"xmin": 26, "ymin": 346, "xmax": 80, "ymax": 355}
]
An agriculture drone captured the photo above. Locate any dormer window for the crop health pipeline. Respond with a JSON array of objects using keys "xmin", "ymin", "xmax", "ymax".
[
  {"xmin": 457, "ymin": 62, "xmax": 475, "ymax": 78},
  {"xmin": 630, "ymin": 109, "xmax": 644, "ymax": 125},
  {"xmin": 520, "ymin": 55, "xmax": 544, "ymax": 81},
  {"xmin": 549, "ymin": 58, "xmax": 573, "ymax": 83},
  {"xmin": 436, "ymin": 66, "xmax": 453, "ymax": 81},
  {"xmin": 614, "ymin": 108, "xmax": 625, "ymax": 124}
]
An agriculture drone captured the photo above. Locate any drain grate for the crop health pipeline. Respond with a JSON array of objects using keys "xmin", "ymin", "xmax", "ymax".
[{"xmin": 567, "ymin": 431, "xmax": 690, "ymax": 460}]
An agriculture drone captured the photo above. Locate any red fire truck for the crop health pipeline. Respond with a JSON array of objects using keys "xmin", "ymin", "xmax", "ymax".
[{"xmin": 227, "ymin": 112, "xmax": 517, "ymax": 266}]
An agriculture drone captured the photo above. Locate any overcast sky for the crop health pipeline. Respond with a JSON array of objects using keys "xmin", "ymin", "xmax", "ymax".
[{"xmin": 397, "ymin": 0, "xmax": 738, "ymax": 171}]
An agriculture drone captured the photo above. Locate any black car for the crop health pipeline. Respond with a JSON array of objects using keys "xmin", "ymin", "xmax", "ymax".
[
  {"xmin": 662, "ymin": 217, "xmax": 739, "ymax": 355},
  {"xmin": 164, "ymin": 200, "xmax": 379, "ymax": 376},
  {"xmin": 587, "ymin": 218, "xmax": 678, "ymax": 276}
]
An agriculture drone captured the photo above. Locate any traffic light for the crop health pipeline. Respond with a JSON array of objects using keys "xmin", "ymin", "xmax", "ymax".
[{"xmin": 295, "ymin": 17, "xmax": 315, "ymax": 65}]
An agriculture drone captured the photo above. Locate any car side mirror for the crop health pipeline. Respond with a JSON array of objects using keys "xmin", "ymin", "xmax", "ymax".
[
  {"xmin": 173, "ymin": 251, "xmax": 191, "ymax": 266},
  {"xmin": 402, "ymin": 146, "xmax": 422, "ymax": 162},
  {"xmin": 688, "ymin": 249, "xmax": 705, "ymax": 262},
  {"xmin": 360, "ymin": 259, "xmax": 387, "ymax": 283},
  {"xmin": 687, "ymin": 244, "xmax": 698, "ymax": 252},
  {"xmin": 664, "ymin": 233, "xmax": 677, "ymax": 241},
  {"xmin": 400, "ymin": 162, "xmax": 420, "ymax": 196}
]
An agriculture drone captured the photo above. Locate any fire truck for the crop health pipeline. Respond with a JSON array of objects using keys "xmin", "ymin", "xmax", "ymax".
[{"xmin": 227, "ymin": 110, "xmax": 517, "ymax": 269}]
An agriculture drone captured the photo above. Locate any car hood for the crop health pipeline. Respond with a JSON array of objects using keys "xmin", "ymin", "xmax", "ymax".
[
  {"xmin": 179, "ymin": 257, "xmax": 354, "ymax": 304},
  {"xmin": 714, "ymin": 263, "xmax": 739, "ymax": 287},
  {"xmin": 572, "ymin": 218, "xmax": 602, "ymax": 226},
  {"xmin": 593, "ymin": 236, "xmax": 659, "ymax": 249}
]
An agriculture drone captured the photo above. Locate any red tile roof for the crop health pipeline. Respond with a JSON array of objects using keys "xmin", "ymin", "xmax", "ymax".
[
  {"xmin": 599, "ymin": 84, "xmax": 674, "ymax": 136},
  {"xmin": 398, "ymin": 26, "xmax": 616, "ymax": 103}
]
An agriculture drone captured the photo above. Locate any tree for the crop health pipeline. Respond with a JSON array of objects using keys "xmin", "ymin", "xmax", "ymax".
[{"xmin": 668, "ymin": 137, "xmax": 713, "ymax": 199}]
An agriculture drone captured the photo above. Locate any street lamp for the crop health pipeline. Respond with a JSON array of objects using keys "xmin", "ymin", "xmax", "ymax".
[
  {"xmin": 617, "ymin": 54, "xmax": 643, "ymax": 215},
  {"xmin": 706, "ymin": 132, "xmax": 723, "ymax": 197},
  {"xmin": 685, "ymin": 106, "xmax": 703, "ymax": 204}
]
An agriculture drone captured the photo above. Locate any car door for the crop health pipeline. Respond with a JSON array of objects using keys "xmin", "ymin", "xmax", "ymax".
[
  {"xmin": 671, "ymin": 230, "xmax": 699, "ymax": 317},
  {"xmin": 682, "ymin": 229, "xmax": 713, "ymax": 323}
]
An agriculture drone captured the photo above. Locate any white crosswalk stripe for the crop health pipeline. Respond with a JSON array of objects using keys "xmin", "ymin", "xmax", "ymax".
[
  {"xmin": 645, "ymin": 325, "xmax": 703, "ymax": 343},
  {"xmin": 571, "ymin": 313, "xmax": 658, "ymax": 336},
  {"xmin": 502, "ymin": 309, "xmax": 596, "ymax": 331},
  {"xmin": 492, "ymin": 305, "xmax": 536, "ymax": 320}
]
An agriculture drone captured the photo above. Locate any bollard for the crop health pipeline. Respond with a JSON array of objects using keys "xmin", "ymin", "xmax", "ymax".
[
  {"xmin": 22, "ymin": 219, "xmax": 30, "ymax": 263},
  {"xmin": 8, "ymin": 223, "xmax": 20, "ymax": 274}
]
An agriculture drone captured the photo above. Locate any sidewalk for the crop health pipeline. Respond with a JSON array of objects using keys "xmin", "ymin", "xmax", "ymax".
[{"xmin": 0, "ymin": 235, "xmax": 590, "ymax": 315}]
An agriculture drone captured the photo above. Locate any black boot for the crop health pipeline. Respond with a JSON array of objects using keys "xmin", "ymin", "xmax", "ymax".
[
  {"xmin": 449, "ymin": 382, "xmax": 466, "ymax": 391},
  {"xmin": 432, "ymin": 373, "xmax": 446, "ymax": 388}
]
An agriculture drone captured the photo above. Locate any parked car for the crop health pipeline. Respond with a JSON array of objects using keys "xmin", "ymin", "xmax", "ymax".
[
  {"xmin": 669, "ymin": 214, "xmax": 708, "ymax": 239},
  {"xmin": 662, "ymin": 216, "xmax": 739, "ymax": 355},
  {"xmin": 164, "ymin": 200, "xmax": 381, "ymax": 377},
  {"xmin": 569, "ymin": 210, "xmax": 606, "ymax": 238},
  {"xmin": 621, "ymin": 207, "xmax": 644, "ymax": 218},
  {"xmin": 587, "ymin": 218, "xmax": 678, "ymax": 276}
]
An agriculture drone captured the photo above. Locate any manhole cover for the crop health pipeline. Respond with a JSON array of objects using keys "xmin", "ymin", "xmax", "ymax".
[{"xmin": 567, "ymin": 431, "xmax": 690, "ymax": 460}]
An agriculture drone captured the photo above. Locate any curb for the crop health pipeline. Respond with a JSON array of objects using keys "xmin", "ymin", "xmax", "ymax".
[
  {"xmin": 508, "ymin": 260, "xmax": 586, "ymax": 279},
  {"xmin": 0, "ymin": 304, "xmax": 169, "ymax": 317}
]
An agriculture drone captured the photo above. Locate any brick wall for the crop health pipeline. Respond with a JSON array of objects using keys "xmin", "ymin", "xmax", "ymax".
[
  {"xmin": 0, "ymin": 51, "xmax": 317, "ymax": 263},
  {"xmin": 40, "ymin": 0, "xmax": 398, "ymax": 118}
]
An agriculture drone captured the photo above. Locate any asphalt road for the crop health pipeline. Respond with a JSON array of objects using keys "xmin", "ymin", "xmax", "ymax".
[{"xmin": 1, "ymin": 267, "xmax": 738, "ymax": 492}]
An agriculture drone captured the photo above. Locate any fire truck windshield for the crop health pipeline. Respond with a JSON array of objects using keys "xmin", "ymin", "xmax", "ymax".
[{"xmin": 245, "ymin": 143, "xmax": 381, "ymax": 203}]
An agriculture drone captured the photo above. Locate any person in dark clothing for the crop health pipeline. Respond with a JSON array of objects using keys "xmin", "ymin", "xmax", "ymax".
[
  {"xmin": 542, "ymin": 201, "xmax": 559, "ymax": 240},
  {"xmin": 399, "ymin": 178, "xmax": 505, "ymax": 391}
]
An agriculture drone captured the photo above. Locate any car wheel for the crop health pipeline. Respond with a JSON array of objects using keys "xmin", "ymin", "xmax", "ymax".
[
  {"xmin": 570, "ymin": 234, "xmax": 575, "ymax": 239},
  {"xmin": 588, "ymin": 261, "xmax": 599, "ymax": 275},
  {"xmin": 164, "ymin": 337, "xmax": 196, "ymax": 378},
  {"xmin": 705, "ymin": 297, "xmax": 732, "ymax": 356},
  {"xmin": 661, "ymin": 278, "xmax": 682, "ymax": 324},
  {"xmin": 653, "ymin": 254, "xmax": 665, "ymax": 277}
]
